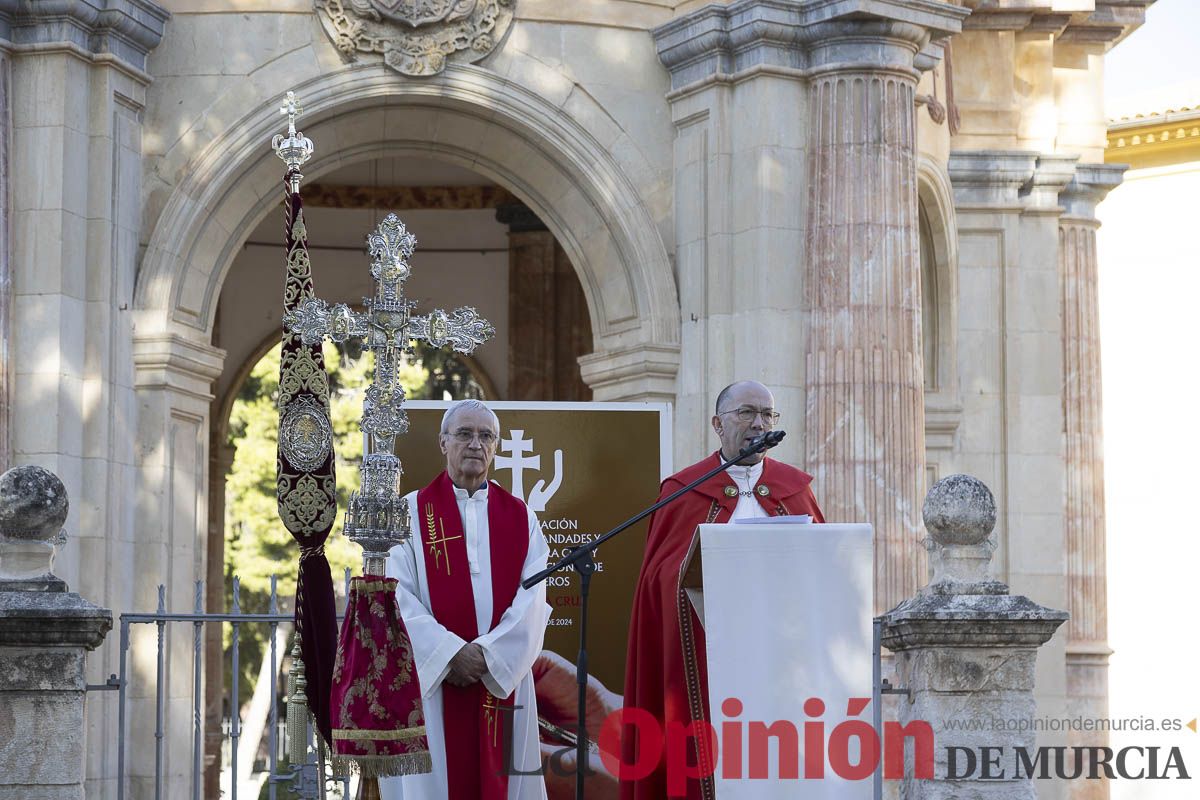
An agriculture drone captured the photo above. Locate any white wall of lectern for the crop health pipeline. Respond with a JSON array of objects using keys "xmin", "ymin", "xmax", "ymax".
[{"xmin": 699, "ymin": 522, "xmax": 875, "ymax": 799}]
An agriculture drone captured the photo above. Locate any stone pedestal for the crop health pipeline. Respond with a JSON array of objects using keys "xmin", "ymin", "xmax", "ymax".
[
  {"xmin": 882, "ymin": 474, "xmax": 1067, "ymax": 799},
  {"xmin": 0, "ymin": 465, "xmax": 112, "ymax": 800},
  {"xmin": 0, "ymin": 591, "xmax": 112, "ymax": 800}
]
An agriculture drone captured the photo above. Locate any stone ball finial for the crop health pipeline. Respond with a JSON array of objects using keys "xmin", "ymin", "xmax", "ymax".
[
  {"xmin": 923, "ymin": 474, "xmax": 996, "ymax": 546},
  {"xmin": 0, "ymin": 465, "xmax": 70, "ymax": 542}
]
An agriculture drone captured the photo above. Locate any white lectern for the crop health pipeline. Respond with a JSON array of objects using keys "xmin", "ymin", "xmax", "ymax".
[{"xmin": 682, "ymin": 522, "xmax": 874, "ymax": 799}]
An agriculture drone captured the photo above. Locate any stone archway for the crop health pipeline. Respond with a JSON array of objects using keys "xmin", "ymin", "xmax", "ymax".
[
  {"xmin": 135, "ymin": 62, "xmax": 680, "ymax": 384},
  {"xmin": 128, "ymin": 60, "xmax": 680, "ymax": 796},
  {"xmin": 132, "ymin": 60, "xmax": 684, "ymax": 606}
]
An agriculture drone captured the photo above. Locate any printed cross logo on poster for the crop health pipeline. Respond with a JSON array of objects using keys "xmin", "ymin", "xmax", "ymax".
[{"xmin": 494, "ymin": 430, "xmax": 563, "ymax": 512}]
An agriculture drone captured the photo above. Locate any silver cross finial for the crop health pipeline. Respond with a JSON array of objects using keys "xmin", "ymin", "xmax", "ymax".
[{"xmin": 280, "ymin": 91, "xmax": 302, "ymax": 137}]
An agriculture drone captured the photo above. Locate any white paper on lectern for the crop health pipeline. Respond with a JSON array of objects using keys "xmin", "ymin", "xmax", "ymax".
[{"xmin": 699, "ymin": 523, "xmax": 874, "ymax": 800}]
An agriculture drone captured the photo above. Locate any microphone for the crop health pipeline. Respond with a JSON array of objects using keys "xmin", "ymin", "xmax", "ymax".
[{"xmin": 744, "ymin": 430, "xmax": 786, "ymax": 454}]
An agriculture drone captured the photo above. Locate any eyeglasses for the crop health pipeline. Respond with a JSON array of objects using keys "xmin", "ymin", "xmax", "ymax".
[
  {"xmin": 717, "ymin": 406, "xmax": 781, "ymax": 425},
  {"xmin": 447, "ymin": 429, "xmax": 497, "ymax": 445}
]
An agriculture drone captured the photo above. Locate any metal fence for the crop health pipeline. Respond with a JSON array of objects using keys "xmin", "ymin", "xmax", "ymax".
[{"xmin": 94, "ymin": 574, "xmax": 355, "ymax": 800}]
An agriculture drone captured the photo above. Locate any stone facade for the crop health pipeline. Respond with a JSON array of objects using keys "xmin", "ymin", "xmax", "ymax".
[{"xmin": 0, "ymin": 1, "xmax": 1154, "ymax": 797}]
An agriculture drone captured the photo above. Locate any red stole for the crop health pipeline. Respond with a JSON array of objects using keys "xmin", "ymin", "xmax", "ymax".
[{"xmin": 417, "ymin": 471, "xmax": 529, "ymax": 800}]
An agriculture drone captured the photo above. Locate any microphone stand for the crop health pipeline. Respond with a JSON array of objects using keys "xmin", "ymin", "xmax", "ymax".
[{"xmin": 521, "ymin": 430, "xmax": 786, "ymax": 799}]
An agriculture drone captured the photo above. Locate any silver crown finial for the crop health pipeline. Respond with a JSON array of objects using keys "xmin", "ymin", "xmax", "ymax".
[{"xmin": 272, "ymin": 90, "xmax": 314, "ymax": 188}]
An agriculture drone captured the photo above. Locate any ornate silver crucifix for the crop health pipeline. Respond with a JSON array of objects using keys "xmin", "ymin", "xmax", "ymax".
[{"xmin": 284, "ymin": 213, "xmax": 495, "ymax": 573}]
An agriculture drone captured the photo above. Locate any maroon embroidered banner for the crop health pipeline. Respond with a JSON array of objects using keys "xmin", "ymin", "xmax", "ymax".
[
  {"xmin": 330, "ymin": 576, "xmax": 432, "ymax": 777},
  {"xmin": 417, "ymin": 471, "xmax": 529, "ymax": 800},
  {"xmin": 275, "ymin": 172, "xmax": 339, "ymax": 744}
]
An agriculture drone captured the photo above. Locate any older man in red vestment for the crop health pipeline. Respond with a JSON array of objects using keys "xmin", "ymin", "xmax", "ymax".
[{"xmin": 620, "ymin": 380, "xmax": 824, "ymax": 800}]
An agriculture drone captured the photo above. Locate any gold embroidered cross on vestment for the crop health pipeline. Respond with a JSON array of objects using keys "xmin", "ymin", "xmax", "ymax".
[{"xmin": 423, "ymin": 503, "xmax": 462, "ymax": 576}]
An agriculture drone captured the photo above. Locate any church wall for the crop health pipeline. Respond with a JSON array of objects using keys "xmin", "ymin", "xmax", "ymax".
[
  {"xmin": 950, "ymin": 144, "xmax": 1078, "ymax": 748},
  {"xmin": 917, "ymin": 158, "xmax": 961, "ymax": 488},
  {"xmin": 951, "ymin": 28, "xmax": 1021, "ymax": 151},
  {"xmin": 0, "ymin": 51, "xmax": 10, "ymax": 473},
  {"xmin": 946, "ymin": 28, "xmax": 1080, "ymax": 786},
  {"xmin": 914, "ymin": 50, "xmax": 959, "ymax": 490},
  {"xmin": 3, "ymin": 40, "xmax": 157, "ymax": 794},
  {"xmin": 0, "ymin": 1, "xmax": 1155, "ymax": 797},
  {"xmin": 1016, "ymin": 30, "xmax": 1060, "ymax": 152},
  {"xmin": 138, "ymin": 9, "xmax": 683, "ymax": 409},
  {"xmin": 493, "ymin": 20, "xmax": 677, "ymax": 252},
  {"xmin": 666, "ymin": 72, "xmax": 813, "ymax": 470}
]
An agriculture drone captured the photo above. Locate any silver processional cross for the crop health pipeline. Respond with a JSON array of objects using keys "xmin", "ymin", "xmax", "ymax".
[{"xmin": 282, "ymin": 180, "xmax": 495, "ymax": 574}]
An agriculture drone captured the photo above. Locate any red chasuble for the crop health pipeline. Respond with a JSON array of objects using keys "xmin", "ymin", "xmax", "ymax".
[
  {"xmin": 417, "ymin": 472, "xmax": 529, "ymax": 800},
  {"xmin": 620, "ymin": 453, "xmax": 824, "ymax": 800}
]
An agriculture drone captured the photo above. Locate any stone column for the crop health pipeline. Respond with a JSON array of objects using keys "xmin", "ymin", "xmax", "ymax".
[
  {"xmin": 1, "ymin": 6, "xmax": 169, "ymax": 794},
  {"xmin": 949, "ymin": 154, "xmax": 1076, "ymax": 783},
  {"xmin": 1059, "ymin": 163, "xmax": 1124, "ymax": 795},
  {"xmin": 497, "ymin": 203, "xmax": 593, "ymax": 401},
  {"xmin": 0, "ymin": 465, "xmax": 112, "ymax": 800},
  {"xmin": 653, "ymin": 6, "xmax": 810, "ymax": 468},
  {"xmin": 203, "ymin": 439, "xmax": 235, "ymax": 798},
  {"xmin": 130, "ymin": 329, "xmax": 224, "ymax": 800},
  {"xmin": 0, "ymin": 50, "xmax": 10, "ymax": 472},
  {"xmin": 654, "ymin": 0, "xmax": 966, "ymax": 477},
  {"xmin": 882, "ymin": 474, "xmax": 1067, "ymax": 799},
  {"xmin": 802, "ymin": 8, "xmax": 964, "ymax": 615}
]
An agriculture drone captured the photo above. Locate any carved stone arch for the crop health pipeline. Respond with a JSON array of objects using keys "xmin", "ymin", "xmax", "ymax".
[
  {"xmin": 916, "ymin": 156, "xmax": 961, "ymax": 454},
  {"xmin": 135, "ymin": 61, "xmax": 681, "ymax": 400},
  {"xmin": 130, "ymin": 52, "xmax": 681, "ymax": 800}
]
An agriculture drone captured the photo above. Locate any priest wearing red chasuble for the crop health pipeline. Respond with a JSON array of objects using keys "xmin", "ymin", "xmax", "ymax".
[
  {"xmin": 383, "ymin": 400, "xmax": 552, "ymax": 800},
  {"xmin": 621, "ymin": 381, "xmax": 824, "ymax": 800}
]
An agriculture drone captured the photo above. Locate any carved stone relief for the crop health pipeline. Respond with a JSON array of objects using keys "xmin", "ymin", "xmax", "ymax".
[{"xmin": 315, "ymin": 0, "xmax": 515, "ymax": 76}]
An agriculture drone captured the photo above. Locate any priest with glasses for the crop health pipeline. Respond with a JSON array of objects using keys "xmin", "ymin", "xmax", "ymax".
[
  {"xmin": 621, "ymin": 380, "xmax": 825, "ymax": 799},
  {"xmin": 384, "ymin": 399, "xmax": 551, "ymax": 800}
]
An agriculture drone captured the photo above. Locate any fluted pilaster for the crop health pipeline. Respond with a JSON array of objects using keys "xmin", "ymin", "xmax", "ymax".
[
  {"xmin": 1060, "ymin": 219, "xmax": 1105, "ymax": 647},
  {"xmin": 803, "ymin": 21, "xmax": 935, "ymax": 615},
  {"xmin": 1060, "ymin": 163, "xmax": 1124, "ymax": 799}
]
